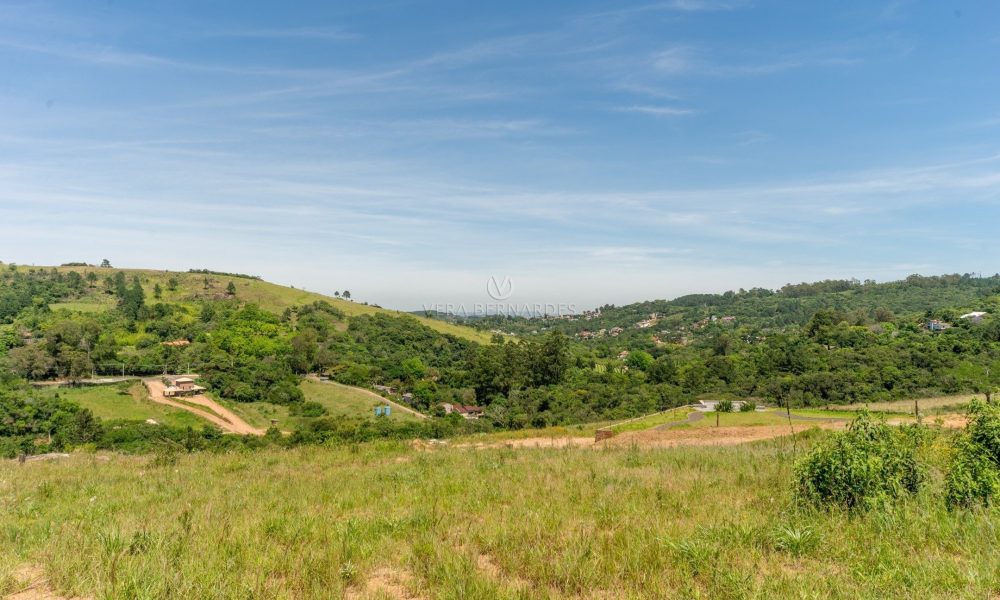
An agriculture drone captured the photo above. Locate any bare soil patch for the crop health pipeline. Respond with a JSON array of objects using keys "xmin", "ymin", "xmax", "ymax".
[
  {"xmin": 345, "ymin": 567, "xmax": 425, "ymax": 600},
  {"xmin": 5, "ymin": 565, "xmax": 87, "ymax": 600},
  {"xmin": 143, "ymin": 378, "xmax": 264, "ymax": 436}
]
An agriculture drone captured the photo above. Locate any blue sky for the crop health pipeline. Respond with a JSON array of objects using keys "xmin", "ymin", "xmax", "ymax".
[{"xmin": 1, "ymin": 0, "xmax": 999, "ymax": 311}]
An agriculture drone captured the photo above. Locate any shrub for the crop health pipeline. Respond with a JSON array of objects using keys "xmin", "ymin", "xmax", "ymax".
[
  {"xmin": 794, "ymin": 411, "xmax": 926, "ymax": 510},
  {"xmin": 289, "ymin": 401, "xmax": 328, "ymax": 418},
  {"xmin": 945, "ymin": 400, "xmax": 1000, "ymax": 508},
  {"xmin": 740, "ymin": 400, "xmax": 757, "ymax": 412},
  {"xmin": 771, "ymin": 524, "xmax": 820, "ymax": 557},
  {"xmin": 716, "ymin": 399, "xmax": 734, "ymax": 413}
]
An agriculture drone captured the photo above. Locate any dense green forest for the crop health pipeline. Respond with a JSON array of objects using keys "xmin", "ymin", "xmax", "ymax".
[{"xmin": 3, "ymin": 264, "xmax": 1000, "ymax": 456}]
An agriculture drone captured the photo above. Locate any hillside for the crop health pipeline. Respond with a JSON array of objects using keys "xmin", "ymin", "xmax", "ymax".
[
  {"xmin": 444, "ymin": 273, "xmax": 1000, "ymax": 339},
  {"xmin": 23, "ymin": 264, "xmax": 492, "ymax": 344},
  {"xmin": 5, "ymin": 263, "xmax": 1000, "ymax": 452}
]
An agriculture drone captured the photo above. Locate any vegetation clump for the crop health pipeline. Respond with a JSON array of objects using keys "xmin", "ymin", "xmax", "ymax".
[
  {"xmin": 945, "ymin": 400, "xmax": 1000, "ymax": 508},
  {"xmin": 794, "ymin": 412, "xmax": 926, "ymax": 510}
]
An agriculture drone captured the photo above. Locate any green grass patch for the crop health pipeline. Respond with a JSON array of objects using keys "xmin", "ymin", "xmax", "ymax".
[
  {"xmin": 610, "ymin": 408, "xmax": 692, "ymax": 433},
  {"xmin": 36, "ymin": 384, "xmax": 205, "ymax": 428},
  {"xmin": 48, "ymin": 301, "xmax": 112, "ymax": 313},
  {"xmin": 786, "ymin": 408, "xmax": 865, "ymax": 420},
  {"xmin": 685, "ymin": 411, "xmax": 791, "ymax": 428},
  {"xmin": 300, "ymin": 380, "xmax": 421, "ymax": 422},
  {"xmin": 213, "ymin": 380, "xmax": 423, "ymax": 431},
  {"xmin": 2, "ymin": 436, "xmax": 999, "ymax": 598}
]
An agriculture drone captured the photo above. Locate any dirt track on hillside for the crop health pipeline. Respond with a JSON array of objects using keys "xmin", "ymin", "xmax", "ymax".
[{"xmin": 144, "ymin": 379, "xmax": 264, "ymax": 436}]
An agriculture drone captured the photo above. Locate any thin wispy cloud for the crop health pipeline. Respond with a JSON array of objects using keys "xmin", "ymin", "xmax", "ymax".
[
  {"xmin": 205, "ymin": 26, "xmax": 360, "ymax": 41},
  {"xmin": 1, "ymin": 0, "xmax": 998, "ymax": 308},
  {"xmin": 617, "ymin": 105, "xmax": 697, "ymax": 117}
]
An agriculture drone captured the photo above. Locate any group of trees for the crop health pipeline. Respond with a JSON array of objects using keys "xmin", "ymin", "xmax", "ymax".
[{"xmin": 0, "ymin": 380, "xmax": 103, "ymax": 457}]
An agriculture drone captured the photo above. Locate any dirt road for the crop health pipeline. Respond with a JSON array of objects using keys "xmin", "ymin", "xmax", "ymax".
[{"xmin": 143, "ymin": 378, "xmax": 265, "ymax": 436}]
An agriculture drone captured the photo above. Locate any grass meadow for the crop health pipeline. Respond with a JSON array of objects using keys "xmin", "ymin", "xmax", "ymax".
[
  {"xmin": 2, "ymin": 430, "xmax": 999, "ymax": 599},
  {"xmin": 221, "ymin": 380, "xmax": 422, "ymax": 431},
  {"xmin": 36, "ymin": 384, "xmax": 206, "ymax": 429}
]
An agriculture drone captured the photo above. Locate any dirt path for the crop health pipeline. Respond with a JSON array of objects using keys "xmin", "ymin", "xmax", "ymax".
[
  {"xmin": 655, "ymin": 411, "xmax": 705, "ymax": 430},
  {"xmin": 306, "ymin": 376, "xmax": 428, "ymax": 420},
  {"xmin": 5, "ymin": 565, "xmax": 87, "ymax": 600},
  {"xmin": 143, "ymin": 378, "xmax": 265, "ymax": 436}
]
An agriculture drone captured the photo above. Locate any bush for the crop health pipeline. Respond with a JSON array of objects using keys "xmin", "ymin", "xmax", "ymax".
[
  {"xmin": 289, "ymin": 401, "xmax": 328, "ymax": 418},
  {"xmin": 265, "ymin": 380, "xmax": 305, "ymax": 405},
  {"xmin": 716, "ymin": 399, "xmax": 734, "ymax": 413},
  {"xmin": 740, "ymin": 400, "xmax": 757, "ymax": 412},
  {"xmin": 794, "ymin": 412, "xmax": 926, "ymax": 510},
  {"xmin": 945, "ymin": 400, "xmax": 1000, "ymax": 508}
]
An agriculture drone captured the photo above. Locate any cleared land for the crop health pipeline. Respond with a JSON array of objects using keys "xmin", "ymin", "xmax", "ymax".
[
  {"xmin": 3, "ymin": 432, "xmax": 998, "ymax": 599},
  {"xmin": 35, "ymin": 384, "xmax": 206, "ymax": 429},
  {"xmin": 304, "ymin": 377, "xmax": 426, "ymax": 420},
  {"xmin": 205, "ymin": 379, "xmax": 424, "ymax": 432}
]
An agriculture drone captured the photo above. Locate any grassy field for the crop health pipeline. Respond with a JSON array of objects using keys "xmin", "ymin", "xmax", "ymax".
[
  {"xmin": 36, "ymin": 384, "xmax": 206, "ymax": 429},
  {"xmin": 300, "ymin": 379, "xmax": 421, "ymax": 422},
  {"xmin": 21, "ymin": 265, "xmax": 493, "ymax": 344},
  {"xmin": 683, "ymin": 411, "xmax": 792, "ymax": 428},
  {"xmin": 48, "ymin": 300, "xmax": 114, "ymax": 313},
  {"xmin": 451, "ymin": 423, "xmax": 608, "ymax": 444},
  {"xmin": 785, "ymin": 408, "xmax": 869, "ymax": 420},
  {"xmin": 2, "ymin": 433, "xmax": 999, "ymax": 599},
  {"xmin": 211, "ymin": 380, "xmax": 422, "ymax": 431},
  {"xmin": 609, "ymin": 408, "xmax": 692, "ymax": 433},
  {"xmin": 830, "ymin": 394, "xmax": 979, "ymax": 414}
]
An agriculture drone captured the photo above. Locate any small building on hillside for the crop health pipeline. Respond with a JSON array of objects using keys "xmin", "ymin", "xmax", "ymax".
[
  {"xmin": 163, "ymin": 376, "xmax": 206, "ymax": 397},
  {"xmin": 442, "ymin": 403, "xmax": 485, "ymax": 419},
  {"xmin": 927, "ymin": 320, "xmax": 951, "ymax": 332}
]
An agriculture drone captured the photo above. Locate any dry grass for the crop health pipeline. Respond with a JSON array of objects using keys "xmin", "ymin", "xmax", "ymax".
[{"xmin": 830, "ymin": 394, "xmax": 980, "ymax": 414}]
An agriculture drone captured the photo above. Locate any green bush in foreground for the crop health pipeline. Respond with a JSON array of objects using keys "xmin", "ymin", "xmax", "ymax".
[
  {"xmin": 794, "ymin": 412, "xmax": 926, "ymax": 510},
  {"xmin": 945, "ymin": 400, "xmax": 1000, "ymax": 508}
]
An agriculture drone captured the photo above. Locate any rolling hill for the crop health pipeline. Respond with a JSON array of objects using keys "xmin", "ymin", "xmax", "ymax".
[{"xmin": 18, "ymin": 264, "xmax": 492, "ymax": 344}]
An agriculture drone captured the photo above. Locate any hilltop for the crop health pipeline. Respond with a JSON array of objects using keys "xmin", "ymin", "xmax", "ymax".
[{"xmin": 16, "ymin": 263, "xmax": 492, "ymax": 344}]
